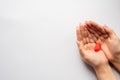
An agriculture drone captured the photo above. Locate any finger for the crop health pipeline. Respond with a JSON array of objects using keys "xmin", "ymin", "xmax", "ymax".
[
  {"xmin": 86, "ymin": 21, "xmax": 107, "ymax": 38},
  {"xmin": 77, "ymin": 40, "xmax": 86, "ymax": 56},
  {"xmin": 103, "ymin": 25, "xmax": 116, "ymax": 39},
  {"xmin": 88, "ymin": 20, "xmax": 105, "ymax": 34},
  {"xmin": 85, "ymin": 21, "xmax": 99, "ymax": 36},
  {"xmin": 89, "ymin": 33, "xmax": 98, "ymax": 43},
  {"xmin": 76, "ymin": 26, "xmax": 82, "ymax": 41},
  {"xmin": 86, "ymin": 21, "xmax": 109, "ymax": 41},
  {"xmin": 80, "ymin": 23, "xmax": 87, "ymax": 45},
  {"xmin": 80, "ymin": 24, "xmax": 86, "ymax": 37},
  {"xmin": 85, "ymin": 24, "xmax": 98, "ymax": 43},
  {"xmin": 102, "ymin": 33, "xmax": 109, "ymax": 39},
  {"xmin": 85, "ymin": 30, "xmax": 90, "ymax": 44},
  {"xmin": 96, "ymin": 38, "xmax": 102, "ymax": 43},
  {"xmin": 83, "ymin": 24, "xmax": 88, "ymax": 37},
  {"xmin": 85, "ymin": 28, "xmax": 95, "ymax": 43},
  {"xmin": 87, "ymin": 21, "xmax": 102, "ymax": 36},
  {"xmin": 86, "ymin": 25, "xmax": 99, "ymax": 39},
  {"xmin": 86, "ymin": 25, "xmax": 99, "ymax": 42},
  {"xmin": 103, "ymin": 25, "xmax": 115, "ymax": 35},
  {"xmin": 87, "ymin": 26, "xmax": 106, "ymax": 42},
  {"xmin": 84, "ymin": 25, "xmax": 89, "ymax": 44}
]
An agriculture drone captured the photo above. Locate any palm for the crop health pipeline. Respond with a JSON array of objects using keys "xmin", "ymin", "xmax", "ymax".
[{"xmin": 83, "ymin": 43, "xmax": 107, "ymax": 67}]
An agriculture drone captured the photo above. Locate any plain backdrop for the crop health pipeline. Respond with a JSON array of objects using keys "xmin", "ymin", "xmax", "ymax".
[{"xmin": 0, "ymin": 0, "xmax": 120, "ymax": 80}]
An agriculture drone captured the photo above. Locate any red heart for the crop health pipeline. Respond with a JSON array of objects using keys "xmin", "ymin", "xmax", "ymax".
[{"xmin": 94, "ymin": 43, "xmax": 101, "ymax": 52}]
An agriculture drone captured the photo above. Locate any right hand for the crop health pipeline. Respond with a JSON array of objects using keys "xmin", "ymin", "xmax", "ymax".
[
  {"xmin": 102, "ymin": 25, "xmax": 120, "ymax": 61},
  {"xmin": 85, "ymin": 21, "xmax": 120, "ymax": 71}
]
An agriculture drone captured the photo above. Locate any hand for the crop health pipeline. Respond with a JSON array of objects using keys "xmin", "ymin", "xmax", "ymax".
[
  {"xmin": 76, "ymin": 23, "xmax": 108, "ymax": 68},
  {"xmin": 85, "ymin": 21, "xmax": 120, "ymax": 71},
  {"xmin": 103, "ymin": 25, "xmax": 120, "ymax": 60},
  {"xmin": 76, "ymin": 22, "xmax": 117, "ymax": 80}
]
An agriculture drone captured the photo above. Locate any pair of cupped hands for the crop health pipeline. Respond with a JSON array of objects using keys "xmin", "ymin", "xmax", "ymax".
[{"xmin": 76, "ymin": 21, "xmax": 120, "ymax": 71}]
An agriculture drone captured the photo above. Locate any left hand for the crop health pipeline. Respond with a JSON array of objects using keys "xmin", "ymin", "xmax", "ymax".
[{"xmin": 76, "ymin": 23, "xmax": 108, "ymax": 68}]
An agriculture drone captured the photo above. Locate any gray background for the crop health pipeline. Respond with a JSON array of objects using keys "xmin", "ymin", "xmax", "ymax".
[{"xmin": 0, "ymin": 0, "xmax": 120, "ymax": 80}]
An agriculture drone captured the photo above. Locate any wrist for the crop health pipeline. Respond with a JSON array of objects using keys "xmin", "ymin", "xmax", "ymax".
[
  {"xmin": 113, "ymin": 50, "xmax": 120, "ymax": 60},
  {"xmin": 94, "ymin": 63, "xmax": 116, "ymax": 80},
  {"xmin": 111, "ymin": 51, "xmax": 120, "ymax": 72},
  {"xmin": 111, "ymin": 56, "xmax": 120, "ymax": 72}
]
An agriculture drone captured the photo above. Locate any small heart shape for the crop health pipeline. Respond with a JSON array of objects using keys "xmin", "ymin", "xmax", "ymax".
[{"xmin": 94, "ymin": 43, "xmax": 101, "ymax": 52}]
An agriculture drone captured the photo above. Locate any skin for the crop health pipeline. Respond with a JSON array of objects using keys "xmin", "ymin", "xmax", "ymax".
[
  {"xmin": 76, "ymin": 23, "xmax": 117, "ymax": 80},
  {"xmin": 85, "ymin": 21, "xmax": 120, "ymax": 72},
  {"xmin": 76, "ymin": 23, "xmax": 108, "ymax": 68}
]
